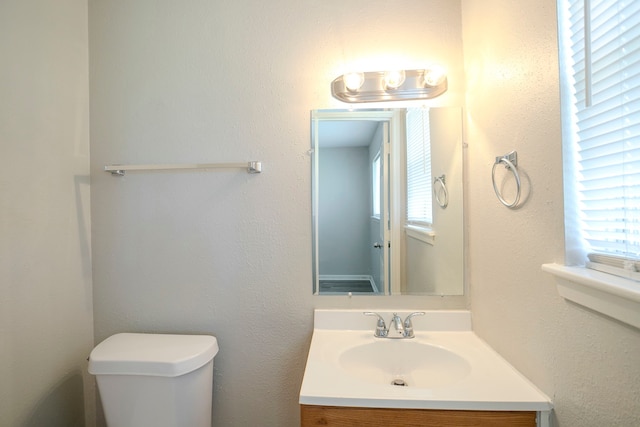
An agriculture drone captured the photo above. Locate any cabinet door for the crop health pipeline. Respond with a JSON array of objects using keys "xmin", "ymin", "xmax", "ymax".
[{"xmin": 300, "ymin": 405, "xmax": 537, "ymax": 427}]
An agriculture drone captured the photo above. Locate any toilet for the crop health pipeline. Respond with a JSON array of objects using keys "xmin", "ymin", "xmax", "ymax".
[{"xmin": 88, "ymin": 333, "xmax": 219, "ymax": 427}]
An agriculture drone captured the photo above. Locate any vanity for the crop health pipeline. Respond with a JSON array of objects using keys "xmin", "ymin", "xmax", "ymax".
[
  {"xmin": 306, "ymin": 104, "xmax": 551, "ymax": 426},
  {"xmin": 299, "ymin": 310, "xmax": 552, "ymax": 427}
]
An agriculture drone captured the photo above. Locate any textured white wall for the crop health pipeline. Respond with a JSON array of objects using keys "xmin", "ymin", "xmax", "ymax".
[
  {"xmin": 89, "ymin": 1, "xmax": 465, "ymax": 425},
  {"xmin": 0, "ymin": 1, "xmax": 94, "ymax": 426},
  {"xmin": 461, "ymin": 1, "xmax": 640, "ymax": 425}
]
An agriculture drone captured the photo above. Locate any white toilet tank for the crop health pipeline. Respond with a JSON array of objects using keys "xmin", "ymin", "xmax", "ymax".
[{"xmin": 88, "ymin": 333, "xmax": 219, "ymax": 427}]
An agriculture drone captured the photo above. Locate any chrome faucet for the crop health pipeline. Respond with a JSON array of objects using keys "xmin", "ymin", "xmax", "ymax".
[
  {"xmin": 363, "ymin": 312, "xmax": 425, "ymax": 338},
  {"xmin": 389, "ymin": 313, "xmax": 405, "ymax": 337}
]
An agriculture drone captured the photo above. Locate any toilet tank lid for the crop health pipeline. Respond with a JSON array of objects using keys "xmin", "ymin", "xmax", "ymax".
[{"xmin": 88, "ymin": 333, "xmax": 219, "ymax": 377}]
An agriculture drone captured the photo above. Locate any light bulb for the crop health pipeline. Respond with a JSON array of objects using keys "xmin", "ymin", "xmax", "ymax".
[
  {"xmin": 343, "ymin": 72, "xmax": 365, "ymax": 92},
  {"xmin": 383, "ymin": 70, "xmax": 406, "ymax": 90},
  {"xmin": 423, "ymin": 66, "xmax": 446, "ymax": 87}
]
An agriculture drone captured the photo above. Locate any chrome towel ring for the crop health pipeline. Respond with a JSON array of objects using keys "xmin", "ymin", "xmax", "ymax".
[
  {"xmin": 433, "ymin": 174, "xmax": 449, "ymax": 208},
  {"xmin": 492, "ymin": 151, "xmax": 521, "ymax": 208}
]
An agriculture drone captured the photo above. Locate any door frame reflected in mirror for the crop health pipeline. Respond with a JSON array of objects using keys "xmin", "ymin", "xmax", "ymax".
[{"xmin": 311, "ymin": 109, "xmax": 403, "ymax": 295}]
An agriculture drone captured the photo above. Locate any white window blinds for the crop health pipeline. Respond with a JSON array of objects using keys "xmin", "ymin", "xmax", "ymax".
[
  {"xmin": 405, "ymin": 108, "xmax": 432, "ymax": 225},
  {"xmin": 559, "ymin": 0, "xmax": 640, "ymax": 273}
]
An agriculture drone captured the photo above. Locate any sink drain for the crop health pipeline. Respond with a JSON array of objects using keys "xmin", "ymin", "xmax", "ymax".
[{"xmin": 391, "ymin": 379, "xmax": 408, "ymax": 387}]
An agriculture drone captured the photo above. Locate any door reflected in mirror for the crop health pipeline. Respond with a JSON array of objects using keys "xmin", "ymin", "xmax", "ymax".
[{"xmin": 311, "ymin": 108, "xmax": 464, "ymax": 296}]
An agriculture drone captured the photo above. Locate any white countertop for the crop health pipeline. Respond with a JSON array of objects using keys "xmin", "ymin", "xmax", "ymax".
[{"xmin": 299, "ymin": 309, "xmax": 552, "ymax": 412}]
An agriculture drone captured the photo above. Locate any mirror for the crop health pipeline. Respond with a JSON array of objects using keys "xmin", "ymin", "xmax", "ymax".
[{"xmin": 311, "ymin": 107, "xmax": 464, "ymax": 296}]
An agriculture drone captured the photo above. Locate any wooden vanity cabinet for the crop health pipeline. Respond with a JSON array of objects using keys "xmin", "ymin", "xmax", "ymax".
[{"xmin": 300, "ymin": 405, "xmax": 537, "ymax": 427}]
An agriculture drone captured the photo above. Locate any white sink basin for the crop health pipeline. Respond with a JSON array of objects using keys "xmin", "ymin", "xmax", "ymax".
[
  {"xmin": 300, "ymin": 309, "xmax": 552, "ymax": 417},
  {"xmin": 338, "ymin": 340, "xmax": 471, "ymax": 388}
]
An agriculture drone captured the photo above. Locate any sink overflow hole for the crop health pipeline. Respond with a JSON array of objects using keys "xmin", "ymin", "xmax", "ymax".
[{"xmin": 391, "ymin": 379, "xmax": 408, "ymax": 387}]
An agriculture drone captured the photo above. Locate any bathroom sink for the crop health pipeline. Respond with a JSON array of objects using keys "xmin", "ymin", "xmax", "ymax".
[
  {"xmin": 338, "ymin": 340, "xmax": 471, "ymax": 388},
  {"xmin": 300, "ymin": 309, "xmax": 552, "ymax": 418}
]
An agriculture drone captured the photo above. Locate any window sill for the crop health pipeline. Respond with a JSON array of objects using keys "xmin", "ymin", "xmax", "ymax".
[
  {"xmin": 405, "ymin": 225, "xmax": 435, "ymax": 245},
  {"xmin": 542, "ymin": 263, "xmax": 640, "ymax": 330}
]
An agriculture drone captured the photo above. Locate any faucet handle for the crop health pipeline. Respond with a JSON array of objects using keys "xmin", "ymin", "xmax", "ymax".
[
  {"xmin": 403, "ymin": 312, "xmax": 425, "ymax": 338},
  {"xmin": 363, "ymin": 312, "xmax": 388, "ymax": 337}
]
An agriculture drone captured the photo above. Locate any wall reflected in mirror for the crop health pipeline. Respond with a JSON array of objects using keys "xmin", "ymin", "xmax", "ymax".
[{"xmin": 311, "ymin": 107, "xmax": 464, "ymax": 296}]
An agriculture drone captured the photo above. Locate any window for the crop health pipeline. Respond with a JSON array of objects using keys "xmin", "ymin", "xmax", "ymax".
[
  {"xmin": 558, "ymin": 0, "xmax": 640, "ymax": 279},
  {"xmin": 405, "ymin": 108, "xmax": 432, "ymax": 226},
  {"xmin": 547, "ymin": 0, "xmax": 640, "ymax": 329}
]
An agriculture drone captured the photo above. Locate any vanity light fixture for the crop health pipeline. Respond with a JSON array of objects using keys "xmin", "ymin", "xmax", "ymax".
[{"xmin": 331, "ymin": 67, "xmax": 448, "ymax": 103}]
